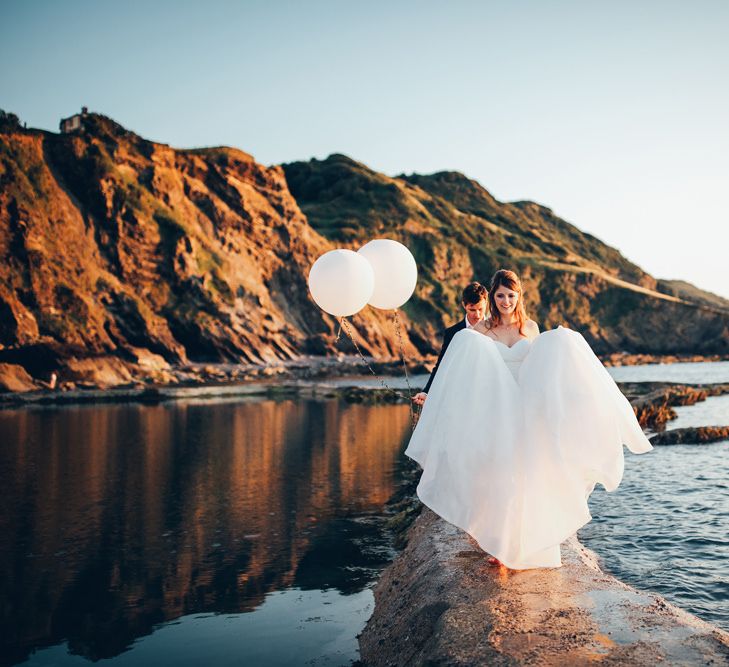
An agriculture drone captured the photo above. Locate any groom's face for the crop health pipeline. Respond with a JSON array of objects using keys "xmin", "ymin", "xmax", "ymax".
[{"xmin": 464, "ymin": 299, "xmax": 487, "ymax": 326}]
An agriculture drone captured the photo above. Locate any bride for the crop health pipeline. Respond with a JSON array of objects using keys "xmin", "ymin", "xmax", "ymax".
[{"xmin": 405, "ymin": 269, "xmax": 653, "ymax": 569}]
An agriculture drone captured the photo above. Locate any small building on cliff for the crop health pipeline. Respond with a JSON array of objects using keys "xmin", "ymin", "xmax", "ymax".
[{"xmin": 60, "ymin": 107, "xmax": 88, "ymax": 133}]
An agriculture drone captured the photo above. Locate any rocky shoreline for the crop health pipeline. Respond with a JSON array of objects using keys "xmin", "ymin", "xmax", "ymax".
[
  {"xmin": 0, "ymin": 357, "xmax": 427, "ymax": 409},
  {"xmin": 0, "ymin": 354, "xmax": 432, "ymax": 395},
  {"xmin": 1, "ymin": 348, "xmax": 727, "ymax": 396},
  {"xmin": 359, "ymin": 502, "xmax": 729, "ymax": 665},
  {"xmin": 3, "ymin": 365, "xmax": 728, "ymax": 452},
  {"xmin": 3, "ymin": 354, "xmax": 729, "ymax": 663},
  {"xmin": 353, "ymin": 377, "xmax": 729, "ymax": 664},
  {"xmin": 622, "ymin": 381, "xmax": 729, "ymax": 431}
]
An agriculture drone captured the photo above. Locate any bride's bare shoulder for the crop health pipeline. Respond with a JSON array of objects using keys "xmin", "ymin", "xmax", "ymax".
[
  {"xmin": 474, "ymin": 319, "xmax": 500, "ymax": 339},
  {"xmin": 473, "ymin": 319, "xmax": 490, "ymax": 335},
  {"xmin": 525, "ymin": 318, "xmax": 540, "ymax": 339}
]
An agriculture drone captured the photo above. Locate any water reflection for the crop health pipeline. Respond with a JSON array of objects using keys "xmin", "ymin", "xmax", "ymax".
[{"xmin": 0, "ymin": 398, "xmax": 411, "ymax": 665}]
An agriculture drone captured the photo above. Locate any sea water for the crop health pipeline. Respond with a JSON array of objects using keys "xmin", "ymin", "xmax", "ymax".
[{"xmin": 1, "ymin": 360, "xmax": 728, "ymax": 666}]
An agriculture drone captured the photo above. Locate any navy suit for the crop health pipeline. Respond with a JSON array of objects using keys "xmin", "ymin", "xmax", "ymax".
[{"xmin": 424, "ymin": 319, "xmax": 467, "ymax": 393}]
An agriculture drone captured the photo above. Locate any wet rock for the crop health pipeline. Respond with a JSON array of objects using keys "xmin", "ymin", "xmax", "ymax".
[
  {"xmin": 0, "ymin": 362, "xmax": 37, "ymax": 392},
  {"xmin": 627, "ymin": 383, "xmax": 725, "ymax": 430},
  {"xmin": 342, "ymin": 387, "xmax": 411, "ymax": 404},
  {"xmin": 61, "ymin": 356, "xmax": 134, "ymax": 389},
  {"xmin": 650, "ymin": 426, "xmax": 729, "ymax": 446}
]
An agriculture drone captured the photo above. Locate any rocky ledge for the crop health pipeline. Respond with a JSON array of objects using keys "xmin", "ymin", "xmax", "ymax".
[
  {"xmin": 621, "ymin": 382, "xmax": 729, "ymax": 431},
  {"xmin": 650, "ymin": 425, "xmax": 729, "ymax": 446},
  {"xmin": 358, "ymin": 507, "xmax": 729, "ymax": 665}
]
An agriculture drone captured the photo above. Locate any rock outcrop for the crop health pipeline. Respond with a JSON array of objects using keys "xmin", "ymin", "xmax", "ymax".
[
  {"xmin": 0, "ymin": 114, "xmax": 342, "ymax": 368},
  {"xmin": 0, "ymin": 362, "xmax": 36, "ymax": 392},
  {"xmin": 358, "ymin": 508, "xmax": 729, "ymax": 665},
  {"xmin": 650, "ymin": 426, "xmax": 729, "ymax": 445},
  {"xmin": 0, "ymin": 114, "xmax": 407, "ymax": 388},
  {"xmin": 623, "ymin": 382, "xmax": 729, "ymax": 430}
]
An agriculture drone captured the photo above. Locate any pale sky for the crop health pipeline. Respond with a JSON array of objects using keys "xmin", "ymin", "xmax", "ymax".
[{"xmin": 2, "ymin": 0, "xmax": 728, "ymax": 297}]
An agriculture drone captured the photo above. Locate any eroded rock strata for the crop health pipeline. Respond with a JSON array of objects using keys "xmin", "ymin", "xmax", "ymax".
[{"xmin": 1, "ymin": 115, "xmax": 412, "ymax": 389}]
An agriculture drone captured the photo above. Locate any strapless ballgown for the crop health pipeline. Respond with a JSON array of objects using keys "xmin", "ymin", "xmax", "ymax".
[{"xmin": 404, "ymin": 326, "xmax": 652, "ymax": 570}]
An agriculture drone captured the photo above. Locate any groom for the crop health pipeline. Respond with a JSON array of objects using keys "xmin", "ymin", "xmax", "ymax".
[{"xmin": 413, "ymin": 282, "xmax": 488, "ymax": 406}]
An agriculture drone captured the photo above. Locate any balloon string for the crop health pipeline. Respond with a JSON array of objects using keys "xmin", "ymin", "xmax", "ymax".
[
  {"xmin": 339, "ymin": 317, "xmax": 415, "ymax": 429},
  {"xmin": 393, "ymin": 309, "xmax": 417, "ymax": 430}
]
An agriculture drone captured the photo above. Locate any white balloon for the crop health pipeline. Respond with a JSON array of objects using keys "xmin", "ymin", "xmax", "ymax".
[
  {"xmin": 308, "ymin": 249, "xmax": 375, "ymax": 317},
  {"xmin": 358, "ymin": 239, "xmax": 418, "ymax": 309}
]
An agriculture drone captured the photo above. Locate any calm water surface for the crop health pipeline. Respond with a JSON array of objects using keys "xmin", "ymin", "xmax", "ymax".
[
  {"xmin": 606, "ymin": 359, "xmax": 729, "ymax": 384},
  {"xmin": 0, "ymin": 398, "xmax": 412, "ymax": 666},
  {"xmin": 2, "ymin": 360, "xmax": 728, "ymax": 665},
  {"xmin": 668, "ymin": 393, "xmax": 729, "ymax": 430}
]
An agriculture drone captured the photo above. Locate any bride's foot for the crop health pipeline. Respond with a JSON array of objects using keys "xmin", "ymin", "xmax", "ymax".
[{"xmin": 487, "ymin": 556, "xmax": 502, "ymax": 566}]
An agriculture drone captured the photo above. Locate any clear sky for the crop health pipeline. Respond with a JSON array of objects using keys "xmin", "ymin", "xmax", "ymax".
[{"xmin": 2, "ymin": 0, "xmax": 728, "ymax": 297}]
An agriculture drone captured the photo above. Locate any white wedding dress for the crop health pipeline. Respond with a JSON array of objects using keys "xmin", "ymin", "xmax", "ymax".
[{"xmin": 404, "ymin": 326, "xmax": 653, "ymax": 569}]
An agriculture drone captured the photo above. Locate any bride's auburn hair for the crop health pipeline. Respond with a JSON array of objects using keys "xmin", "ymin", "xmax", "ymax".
[{"xmin": 487, "ymin": 269, "xmax": 528, "ymax": 335}]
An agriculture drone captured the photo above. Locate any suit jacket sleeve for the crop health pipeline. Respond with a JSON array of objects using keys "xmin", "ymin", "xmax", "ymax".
[{"xmin": 424, "ymin": 324, "xmax": 459, "ymax": 393}]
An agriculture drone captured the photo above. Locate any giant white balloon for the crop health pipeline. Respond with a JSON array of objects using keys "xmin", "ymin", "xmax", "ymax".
[
  {"xmin": 357, "ymin": 239, "xmax": 417, "ymax": 309},
  {"xmin": 308, "ymin": 249, "xmax": 375, "ymax": 317}
]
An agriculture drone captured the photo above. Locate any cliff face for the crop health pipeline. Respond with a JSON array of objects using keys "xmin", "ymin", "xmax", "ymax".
[
  {"xmin": 0, "ymin": 115, "xmax": 365, "ymax": 384},
  {"xmin": 1, "ymin": 113, "xmax": 728, "ymax": 389}
]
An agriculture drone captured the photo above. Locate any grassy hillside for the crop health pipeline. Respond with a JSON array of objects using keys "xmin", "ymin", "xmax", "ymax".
[{"xmin": 283, "ymin": 154, "xmax": 729, "ymax": 355}]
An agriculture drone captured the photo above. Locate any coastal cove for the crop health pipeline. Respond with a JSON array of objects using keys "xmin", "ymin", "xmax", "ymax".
[
  {"xmin": 4, "ymin": 4, "xmax": 729, "ymax": 665},
  {"xmin": 1, "ymin": 360, "xmax": 729, "ymax": 665}
]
